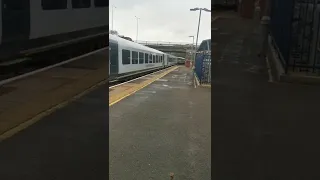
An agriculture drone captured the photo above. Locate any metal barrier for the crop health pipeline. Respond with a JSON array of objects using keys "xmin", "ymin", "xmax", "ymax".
[
  {"xmin": 270, "ymin": 0, "xmax": 320, "ymax": 74},
  {"xmin": 194, "ymin": 51, "xmax": 211, "ymax": 85}
]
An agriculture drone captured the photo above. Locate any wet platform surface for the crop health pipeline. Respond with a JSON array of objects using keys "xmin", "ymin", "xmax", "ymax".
[
  {"xmin": 212, "ymin": 12, "xmax": 320, "ymax": 179},
  {"xmin": 109, "ymin": 66, "xmax": 211, "ymax": 179},
  {"xmin": 0, "ymin": 49, "xmax": 107, "ymax": 137},
  {"xmin": 0, "ymin": 83, "xmax": 108, "ymax": 180},
  {"xmin": 109, "ymin": 66, "xmax": 178, "ymax": 106}
]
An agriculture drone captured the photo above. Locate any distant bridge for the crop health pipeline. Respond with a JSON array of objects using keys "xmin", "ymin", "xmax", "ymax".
[{"xmin": 137, "ymin": 41, "xmax": 198, "ymax": 58}]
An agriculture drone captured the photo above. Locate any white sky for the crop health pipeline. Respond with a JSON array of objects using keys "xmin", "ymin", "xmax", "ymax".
[{"xmin": 109, "ymin": 0, "xmax": 211, "ymax": 44}]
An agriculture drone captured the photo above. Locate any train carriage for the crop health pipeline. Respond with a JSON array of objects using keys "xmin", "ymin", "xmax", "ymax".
[
  {"xmin": 109, "ymin": 34, "xmax": 179, "ymax": 80},
  {"xmin": 0, "ymin": 0, "xmax": 108, "ymax": 62}
]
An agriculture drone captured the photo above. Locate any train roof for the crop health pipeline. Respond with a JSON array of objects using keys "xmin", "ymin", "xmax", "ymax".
[{"xmin": 109, "ymin": 34, "xmax": 164, "ymax": 54}]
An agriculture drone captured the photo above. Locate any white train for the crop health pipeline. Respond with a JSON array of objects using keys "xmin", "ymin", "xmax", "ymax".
[
  {"xmin": 0, "ymin": 0, "xmax": 108, "ymax": 61},
  {"xmin": 109, "ymin": 34, "xmax": 178, "ymax": 80},
  {"xmin": 177, "ymin": 57, "xmax": 186, "ymax": 65}
]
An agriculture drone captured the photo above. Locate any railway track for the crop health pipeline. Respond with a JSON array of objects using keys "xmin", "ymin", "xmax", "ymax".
[
  {"xmin": 108, "ymin": 66, "xmax": 175, "ymax": 87},
  {"xmin": 0, "ymin": 34, "xmax": 107, "ymax": 84}
]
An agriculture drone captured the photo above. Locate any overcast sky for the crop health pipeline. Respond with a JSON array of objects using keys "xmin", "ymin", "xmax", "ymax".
[{"xmin": 109, "ymin": 0, "xmax": 211, "ymax": 44}]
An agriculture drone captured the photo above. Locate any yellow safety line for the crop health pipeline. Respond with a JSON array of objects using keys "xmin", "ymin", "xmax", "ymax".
[
  {"xmin": 109, "ymin": 66, "xmax": 179, "ymax": 106},
  {"xmin": 201, "ymin": 84, "xmax": 211, "ymax": 88}
]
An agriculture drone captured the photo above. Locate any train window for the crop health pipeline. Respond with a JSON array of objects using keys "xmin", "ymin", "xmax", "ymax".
[
  {"xmin": 160, "ymin": 56, "xmax": 163, "ymax": 63},
  {"xmin": 94, "ymin": 0, "xmax": 108, "ymax": 7},
  {"xmin": 132, "ymin": 51, "xmax": 138, "ymax": 64},
  {"xmin": 153, "ymin": 55, "xmax": 155, "ymax": 63},
  {"xmin": 145, "ymin": 53, "xmax": 148, "ymax": 64},
  {"xmin": 42, "ymin": 0, "xmax": 67, "ymax": 10},
  {"xmin": 139, "ymin": 52, "xmax": 144, "ymax": 64},
  {"xmin": 122, "ymin": 49, "xmax": 131, "ymax": 65},
  {"xmin": 149, "ymin": 54, "xmax": 153, "ymax": 63},
  {"xmin": 72, "ymin": 0, "xmax": 91, "ymax": 8},
  {"xmin": 3, "ymin": 1, "xmax": 28, "ymax": 10},
  {"xmin": 156, "ymin": 56, "xmax": 159, "ymax": 63}
]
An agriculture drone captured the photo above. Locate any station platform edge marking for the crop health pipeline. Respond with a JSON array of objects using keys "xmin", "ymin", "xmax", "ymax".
[{"xmin": 109, "ymin": 66, "xmax": 179, "ymax": 107}]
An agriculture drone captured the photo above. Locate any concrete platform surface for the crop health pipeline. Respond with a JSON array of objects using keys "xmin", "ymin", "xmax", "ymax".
[
  {"xmin": 109, "ymin": 66, "xmax": 211, "ymax": 179},
  {"xmin": 109, "ymin": 66, "xmax": 178, "ymax": 106},
  {"xmin": 212, "ymin": 12, "xmax": 320, "ymax": 179},
  {"xmin": 0, "ymin": 83, "xmax": 108, "ymax": 180},
  {"xmin": 0, "ymin": 49, "xmax": 107, "ymax": 138}
]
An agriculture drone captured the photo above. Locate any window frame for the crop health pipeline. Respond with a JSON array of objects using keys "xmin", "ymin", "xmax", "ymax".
[
  {"xmin": 132, "ymin": 51, "xmax": 138, "ymax": 64},
  {"xmin": 42, "ymin": 0, "xmax": 68, "ymax": 10},
  {"xmin": 71, "ymin": 0, "xmax": 91, "ymax": 9},
  {"xmin": 145, "ymin": 53, "xmax": 149, "ymax": 64},
  {"xmin": 122, "ymin": 49, "xmax": 131, "ymax": 65},
  {"xmin": 139, "ymin": 52, "xmax": 144, "ymax": 64},
  {"xmin": 94, "ymin": 0, "xmax": 108, "ymax": 7}
]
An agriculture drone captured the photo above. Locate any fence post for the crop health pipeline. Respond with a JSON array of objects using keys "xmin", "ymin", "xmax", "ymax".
[
  {"xmin": 260, "ymin": 16, "xmax": 270, "ymax": 59},
  {"xmin": 259, "ymin": 0, "xmax": 271, "ymax": 60}
]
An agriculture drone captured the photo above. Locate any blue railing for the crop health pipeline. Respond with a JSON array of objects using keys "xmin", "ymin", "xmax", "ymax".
[
  {"xmin": 194, "ymin": 51, "xmax": 211, "ymax": 84},
  {"xmin": 270, "ymin": 0, "xmax": 320, "ymax": 73}
]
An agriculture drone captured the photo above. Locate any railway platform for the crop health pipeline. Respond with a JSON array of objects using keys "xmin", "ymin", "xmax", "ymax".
[
  {"xmin": 0, "ymin": 48, "xmax": 107, "ymax": 140},
  {"xmin": 0, "ymin": 64, "xmax": 210, "ymax": 179},
  {"xmin": 0, "ymin": 83, "xmax": 108, "ymax": 180},
  {"xmin": 0, "ymin": 48, "xmax": 108, "ymax": 179},
  {"xmin": 212, "ymin": 11, "xmax": 320, "ymax": 179},
  {"xmin": 109, "ymin": 66, "xmax": 211, "ymax": 179}
]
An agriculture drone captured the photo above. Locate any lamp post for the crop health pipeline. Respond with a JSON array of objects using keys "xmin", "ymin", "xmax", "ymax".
[
  {"xmin": 190, "ymin": 8, "xmax": 211, "ymax": 62},
  {"xmin": 135, "ymin": 16, "xmax": 140, "ymax": 42},
  {"xmin": 112, "ymin": 5, "xmax": 116, "ymax": 30},
  {"xmin": 188, "ymin": 35, "xmax": 195, "ymax": 61}
]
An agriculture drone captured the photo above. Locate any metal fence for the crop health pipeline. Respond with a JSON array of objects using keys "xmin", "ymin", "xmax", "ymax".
[
  {"xmin": 194, "ymin": 51, "xmax": 211, "ymax": 84},
  {"xmin": 270, "ymin": 0, "xmax": 320, "ymax": 74}
]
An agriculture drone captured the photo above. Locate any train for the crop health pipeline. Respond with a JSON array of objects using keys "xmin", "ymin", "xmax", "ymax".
[
  {"xmin": 109, "ymin": 34, "xmax": 182, "ymax": 80},
  {"xmin": 0, "ymin": 0, "xmax": 108, "ymax": 62},
  {"xmin": 177, "ymin": 57, "xmax": 186, "ymax": 65}
]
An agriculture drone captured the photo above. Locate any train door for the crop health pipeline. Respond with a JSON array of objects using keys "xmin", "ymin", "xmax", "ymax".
[
  {"xmin": 109, "ymin": 41, "xmax": 119, "ymax": 76},
  {"xmin": 162, "ymin": 54, "xmax": 165, "ymax": 66},
  {"xmin": 164, "ymin": 54, "xmax": 168, "ymax": 66},
  {"xmin": 1, "ymin": 0, "xmax": 30, "ymax": 43}
]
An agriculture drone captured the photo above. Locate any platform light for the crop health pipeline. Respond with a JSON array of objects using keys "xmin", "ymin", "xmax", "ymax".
[
  {"xmin": 112, "ymin": 5, "xmax": 117, "ymax": 30},
  {"xmin": 188, "ymin": 36, "xmax": 195, "ymax": 61},
  {"xmin": 202, "ymin": 8, "xmax": 211, "ymax": 12},
  {"xmin": 190, "ymin": 8, "xmax": 200, "ymax": 11},
  {"xmin": 189, "ymin": 7, "xmax": 211, "ymax": 65},
  {"xmin": 135, "ymin": 16, "xmax": 140, "ymax": 42}
]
